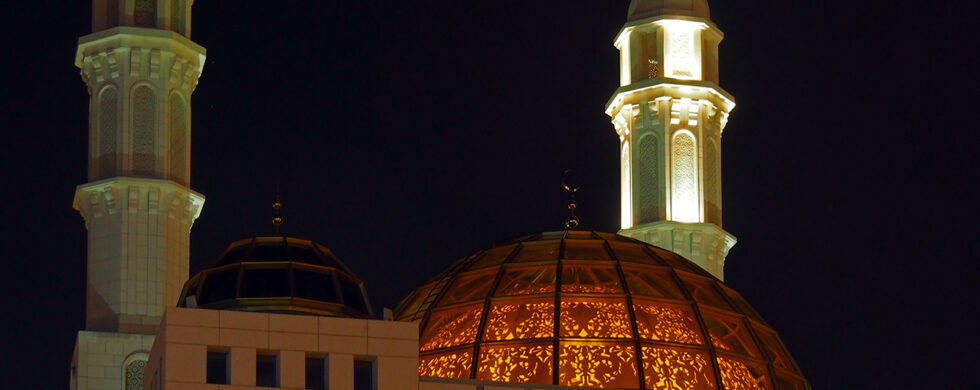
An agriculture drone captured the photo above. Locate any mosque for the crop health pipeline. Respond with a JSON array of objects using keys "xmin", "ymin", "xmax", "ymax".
[{"xmin": 69, "ymin": 1, "xmax": 810, "ymax": 390}]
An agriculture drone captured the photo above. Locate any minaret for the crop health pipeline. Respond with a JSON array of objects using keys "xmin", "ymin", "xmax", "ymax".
[
  {"xmin": 70, "ymin": 1, "xmax": 205, "ymax": 389},
  {"xmin": 607, "ymin": 0, "xmax": 736, "ymax": 280}
]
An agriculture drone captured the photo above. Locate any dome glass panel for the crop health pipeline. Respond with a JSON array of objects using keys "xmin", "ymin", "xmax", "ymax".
[{"xmin": 396, "ymin": 231, "xmax": 809, "ymax": 390}]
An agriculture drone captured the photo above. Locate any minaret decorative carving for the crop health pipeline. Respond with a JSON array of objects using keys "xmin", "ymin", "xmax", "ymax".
[
  {"xmin": 71, "ymin": 1, "xmax": 204, "ymax": 389},
  {"xmin": 607, "ymin": 0, "xmax": 736, "ymax": 280}
]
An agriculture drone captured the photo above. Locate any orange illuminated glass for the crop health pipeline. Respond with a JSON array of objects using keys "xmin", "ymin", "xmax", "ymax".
[
  {"xmin": 559, "ymin": 342, "xmax": 638, "ymax": 388},
  {"xmin": 642, "ymin": 345, "xmax": 716, "ymax": 390},
  {"xmin": 403, "ymin": 231, "xmax": 806, "ymax": 389},
  {"xmin": 717, "ymin": 356, "xmax": 769, "ymax": 390},
  {"xmin": 419, "ymin": 305, "xmax": 482, "ymax": 351},
  {"xmin": 477, "ymin": 343, "xmax": 553, "ymax": 384},
  {"xmin": 483, "ymin": 299, "xmax": 555, "ymax": 341},
  {"xmin": 419, "ymin": 349, "xmax": 472, "ymax": 378},
  {"xmin": 560, "ymin": 298, "xmax": 633, "ymax": 338},
  {"xmin": 633, "ymin": 301, "xmax": 703, "ymax": 344}
]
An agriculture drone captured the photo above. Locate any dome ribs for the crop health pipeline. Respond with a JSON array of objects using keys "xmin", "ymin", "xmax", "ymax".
[{"xmin": 405, "ymin": 231, "xmax": 808, "ymax": 388}]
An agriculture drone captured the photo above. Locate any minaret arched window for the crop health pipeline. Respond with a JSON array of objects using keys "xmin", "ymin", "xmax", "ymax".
[
  {"xmin": 671, "ymin": 130, "xmax": 699, "ymax": 223},
  {"xmin": 621, "ymin": 141, "xmax": 632, "ymax": 229},
  {"xmin": 97, "ymin": 86, "xmax": 119, "ymax": 179},
  {"xmin": 123, "ymin": 353, "xmax": 149, "ymax": 390},
  {"xmin": 636, "ymin": 134, "xmax": 659, "ymax": 223},
  {"xmin": 132, "ymin": 85, "xmax": 157, "ymax": 176}
]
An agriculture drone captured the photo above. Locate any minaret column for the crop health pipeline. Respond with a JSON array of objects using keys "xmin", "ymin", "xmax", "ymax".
[
  {"xmin": 71, "ymin": 1, "xmax": 204, "ymax": 389},
  {"xmin": 607, "ymin": 0, "xmax": 736, "ymax": 280}
]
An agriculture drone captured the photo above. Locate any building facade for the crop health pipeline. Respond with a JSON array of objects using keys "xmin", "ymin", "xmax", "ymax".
[{"xmin": 69, "ymin": 1, "xmax": 809, "ymax": 390}]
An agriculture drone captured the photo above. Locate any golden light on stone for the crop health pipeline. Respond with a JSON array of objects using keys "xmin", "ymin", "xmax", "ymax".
[
  {"xmin": 396, "ymin": 232, "xmax": 808, "ymax": 389},
  {"xmin": 661, "ymin": 20, "xmax": 704, "ymax": 81}
]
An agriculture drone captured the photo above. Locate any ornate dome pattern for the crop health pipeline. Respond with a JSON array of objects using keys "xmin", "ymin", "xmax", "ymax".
[
  {"xmin": 395, "ymin": 231, "xmax": 808, "ymax": 390},
  {"xmin": 178, "ymin": 236, "xmax": 373, "ymax": 318}
]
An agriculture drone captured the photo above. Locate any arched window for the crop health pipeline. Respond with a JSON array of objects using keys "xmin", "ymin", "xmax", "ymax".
[
  {"xmin": 133, "ymin": 85, "xmax": 156, "ymax": 176},
  {"xmin": 169, "ymin": 94, "xmax": 187, "ymax": 185},
  {"xmin": 671, "ymin": 131, "xmax": 699, "ymax": 223},
  {"xmin": 98, "ymin": 86, "xmax": 119, "ymax": 179},
  {"xmin": 123, "ymin": 353, "xmax": 149, "ymax": 390},
  {"xmin": 636, "ymin": 134, "xmax": 659, "ymax": 223},
  {"xmin": 621, "ymin": 141, "xmax": 632, "ymax": 229}
]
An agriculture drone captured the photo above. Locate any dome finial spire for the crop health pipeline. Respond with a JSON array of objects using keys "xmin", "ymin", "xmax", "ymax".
[
  {"xmin": 271, "ymin": 185, "xmax": 284, "ymax": 235},
  {"xmin": 562, "ymin": 169, "xmax": 580, "ymax": 230}
]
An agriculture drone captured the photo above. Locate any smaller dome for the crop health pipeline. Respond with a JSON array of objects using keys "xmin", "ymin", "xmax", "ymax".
[
  {"xmin": 178, "ymin": 236, "xmax": 373, "ymax": 319},
  {"xmin": 628, "ymin": 0, "xmax": 711, "ymax": 22}
]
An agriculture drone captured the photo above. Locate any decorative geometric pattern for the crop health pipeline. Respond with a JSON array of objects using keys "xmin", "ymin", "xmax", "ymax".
[
  {"xmin": 400, "ymin": 231, "xmax": 808, "ymax": 389},
  {"xmin": 477, "ymin": 344, "xmax": 553, "ymax": 383},
  {"xmin": 634, "ymin": 302, "xmax": 703, "ymax": 344},
  {"xmin": 717, "ymin": 357, "xmax": 768, "ymax": 390},
  {"xmin": 560, "ymin": 299, "xmax": 633, "ymax": 338},
  {"xmin": 636, "ymin": 134, "xmax": 660, "ymax": 223},
  {"xmin": 420, "ymin": 306, "xmax": 482, "ymax": 351},
  {"xmin": 666, "ymin": 27, "xmax": 695, "ymax": 78},
  {"xmin": 642, "ymin": 346, "xmax": 715, "ymax": 390},
  {"xmin": 484, "ymin": 301, "xmax": 554, "ymax": 341},
  {"xmin": 559, "ymin": 343, "xmax": 638, "ymax": 388},
  {"xmin": 132, "ymin": 86, "xmax": 156, "ymax": 175},
  {"xmin": 125, "ymin": 359, "xmax": 146, "ymax": 390},
  {"xmin": 98, "ymin": 87, "xmax": 118, "ymax": 178},
  {"xmin": 419, "ymin": 350, "xmax": 471, "ymax": 378},
  {"xmin": 671, "ymin": 131, "xmax": 698, "ymax": 223}
]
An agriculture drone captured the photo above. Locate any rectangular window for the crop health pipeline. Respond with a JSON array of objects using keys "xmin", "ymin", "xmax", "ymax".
[
  {"xmin": 306, "ymin": 356, "xmax": 327, "ymax": 390},
  {"xmin": 206, "ymin": 351, "xmax": 229, "ymax": 385},
  {"xmin": 256, "ymin": 354, "xmax": 279, "ymax": 387},
  {"xmin": 353, "ymin": 359, "xmax": 375, "ymax": 390}
]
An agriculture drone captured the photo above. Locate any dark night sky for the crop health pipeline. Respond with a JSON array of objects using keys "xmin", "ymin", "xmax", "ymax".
[{"xmin": 1, "ymin": 1, "xmax": 977, "ymax": 389}]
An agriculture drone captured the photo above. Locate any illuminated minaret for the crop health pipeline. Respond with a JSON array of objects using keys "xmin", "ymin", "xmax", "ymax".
[
  {"xmin": 607, "ymin": 0, "xmax": 736, "ymax": 280},
  {"xmin": 70, "ymin": 1, "xmax": 205, "ymax": 388}
]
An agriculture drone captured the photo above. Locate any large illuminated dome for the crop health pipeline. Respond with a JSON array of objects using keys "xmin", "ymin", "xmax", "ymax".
[{"xmin": 395, "ymin": 231, "xmax": 808, "ymax": 390}]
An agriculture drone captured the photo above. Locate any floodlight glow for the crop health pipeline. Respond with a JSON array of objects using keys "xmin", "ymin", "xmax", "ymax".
[
  {"xmin": 662, "ymin": 20, "xmax": 702, "ymax": 80},
  {"xmin": 671, "ymin": 130, "xmax": 699, "ymax": 223},
  {"xmin": 621, "ymin": 141, "xmax": 632, "ymax": 229}
]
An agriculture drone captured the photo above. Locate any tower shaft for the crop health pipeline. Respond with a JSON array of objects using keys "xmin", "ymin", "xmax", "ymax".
[
  {"xmin": 607, "ymin": 4, "xmax": 735, "ymax": 279},
  {"xmin": 71, "ymin": 2, "xmax": 204, "ymax": 389}
]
